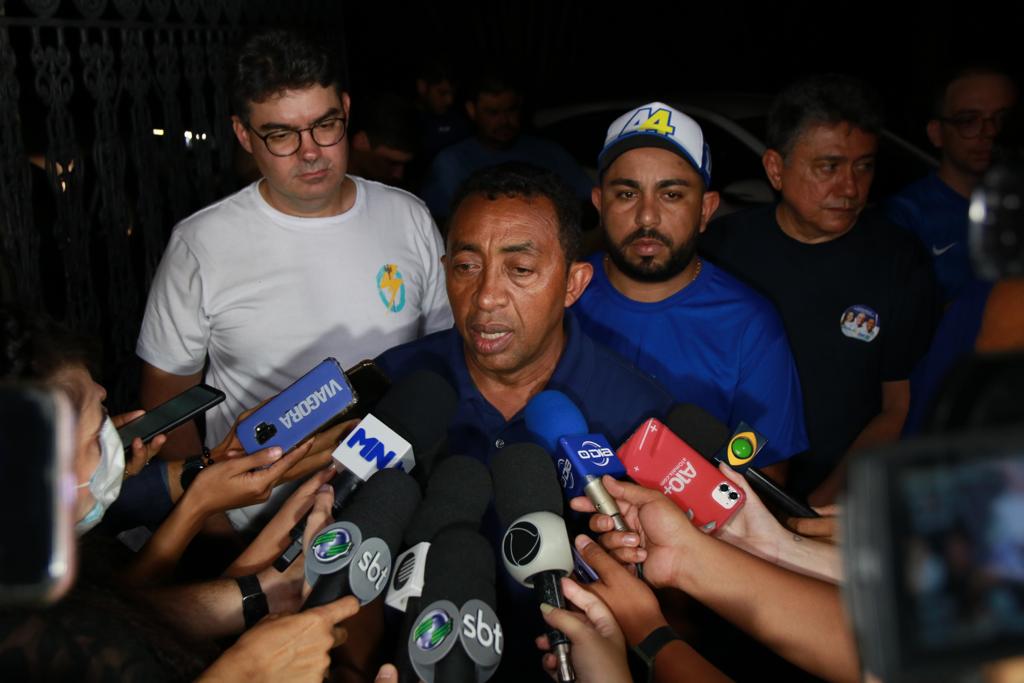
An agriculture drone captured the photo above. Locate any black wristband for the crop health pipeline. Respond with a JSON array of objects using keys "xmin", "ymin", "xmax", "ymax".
[
  {"xmin": 633, "ymin": 625, "xmax": 682, "ymax": 670},
  {"xmin": 179, "ymin": 454, "xmax": 206, "ymax": 491},
  {"xmin": 236, "ymin": 574, "xmax": 269, "ymax": 629}
]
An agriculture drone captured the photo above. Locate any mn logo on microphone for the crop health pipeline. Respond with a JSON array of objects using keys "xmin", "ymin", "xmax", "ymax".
[
  {"xmin": 414, "ymin": 608, "xmax": 454, "ymax": 651},
  {"xmin": 502, "ymin": 521, "xmax": 541, "ymax": 567},
  {"xmin": 312, "ymin": 528, "xmax": 352, "ymax": 562}
]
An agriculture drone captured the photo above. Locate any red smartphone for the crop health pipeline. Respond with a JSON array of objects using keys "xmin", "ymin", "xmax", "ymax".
[{"xmin": 618, "ymin": 417, "xmax": 745, "ymax": 534}]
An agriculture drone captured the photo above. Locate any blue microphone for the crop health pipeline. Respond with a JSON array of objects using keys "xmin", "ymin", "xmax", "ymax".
[{"xmin": 524, "ymin": 391, "xmax": 629, "ymax": 533}]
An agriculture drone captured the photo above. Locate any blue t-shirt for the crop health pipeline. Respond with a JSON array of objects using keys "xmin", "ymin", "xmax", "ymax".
[
  {"xmin": 572, "ymin": 253, "xmax": 809, "ymax": 467},
  {"xmin": 375, "ymin": 312, "xmax": 672, "ymax": 682},
  {"xmin": 419, "ymin": 133, "xmax": 594, "ymax": 221},
  {"xmin": 885, "ymin": 172, "xmax": 976, "ymax": 304}
]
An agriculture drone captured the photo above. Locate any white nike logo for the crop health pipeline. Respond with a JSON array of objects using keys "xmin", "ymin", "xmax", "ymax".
[{"xmin": 932, "ymin": 243, "xmax": 956, "ymax": 256}]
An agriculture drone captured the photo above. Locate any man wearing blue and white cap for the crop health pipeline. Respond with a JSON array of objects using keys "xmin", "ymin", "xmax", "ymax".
[{"xmin": 572, "ymin": 102, "xmax": 809, "ymax": 475}]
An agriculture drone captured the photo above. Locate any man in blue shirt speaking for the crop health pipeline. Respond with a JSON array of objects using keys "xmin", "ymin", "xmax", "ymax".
[
  {"xmin": 574, "ymin": 102, "xmax": 808, "ymax": 475},
  {"xmin": 378, "ymin": 161, "xmax": 673, "ymax": 462}
]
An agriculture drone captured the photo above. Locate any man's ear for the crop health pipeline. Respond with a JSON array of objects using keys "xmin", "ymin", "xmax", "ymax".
[
  {"xmin": 340, "ymin": 90, "xmax": 352, "ymax": 122},
  {"xmin": 591, "ymin": 185, "xmax": 603, "ymax": 213},
  {"xmin": 926, "ymin": 119, "xmax": 944, "ymax": 150},
  {"xmin": 352, "ymin": 131, "xmax": 372, "ymax": 152},
  {"xmin": 564, "ymin": 261, "xmax": 593, "ymax": 308},
  {"xmin": 231, "ymin": 115, "xmax": 253, "ymax": 154},
  {"xmin": 415, "ymin": 79, "xmax": 428, "ymax": 98},
  {"xmin": 698, "ymin": 190, "xmax": 721, "ymax": 234},
  {"xmin": 762, "ymin": 149, "xmax": 785, "ymax": 191},
  {"xmin": 465, "ymin": 100, "xmax": 477, "ymax": 121}
]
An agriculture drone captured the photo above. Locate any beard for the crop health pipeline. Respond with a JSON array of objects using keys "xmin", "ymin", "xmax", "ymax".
[{"xmin": 605, "ymin": 226, "xmax": 698, "ymax": 283}]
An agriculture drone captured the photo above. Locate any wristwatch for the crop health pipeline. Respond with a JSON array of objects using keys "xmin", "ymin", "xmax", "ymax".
[
  {"xmin": 179, "ymin": 447, "xmax": 212, "ymax": 491},
  {"xmin": 236, "ymin": 574, "xmax": 269, "ymax": 628},
  {"xmin": 633, "ymin": 624, "xmax": 682, "ymax": 670}
]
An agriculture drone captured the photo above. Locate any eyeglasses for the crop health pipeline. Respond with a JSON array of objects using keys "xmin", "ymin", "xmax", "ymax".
[
  {"xmin": 245, "ymin": 116, "xmax": 347, "ymax": 156},
  {"xmin": 940, "ymin": 111, "xmax": 1009, "ymax": 139}
]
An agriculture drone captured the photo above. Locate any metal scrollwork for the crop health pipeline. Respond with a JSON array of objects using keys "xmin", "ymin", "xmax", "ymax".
[{"xmin": 30, "ymin": 26, "xmax": 98, "ymax": 329}]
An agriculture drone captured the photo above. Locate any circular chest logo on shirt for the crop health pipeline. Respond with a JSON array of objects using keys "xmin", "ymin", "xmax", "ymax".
[
  {"xmin": 376, "ymin": 263, "xmax": 406, "ymax": 313},
  {"xmin": 840, "ymin": 305, "xmax": 880, "ymax": 342}
]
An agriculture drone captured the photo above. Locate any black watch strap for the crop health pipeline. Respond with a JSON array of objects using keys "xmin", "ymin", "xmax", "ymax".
[
  {"xmin": 237, "ymin": 574, "xmax": 269, "ymax": 629},
  {"xmin": 633, "ymin": 625, "xmax": 682, "ymax": 670},
  {"xmin": 180, "ymin": 454, "xmax": 206, "ymax": 491}
]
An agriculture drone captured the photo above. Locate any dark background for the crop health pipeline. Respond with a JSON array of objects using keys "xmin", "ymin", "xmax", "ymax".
[{"xmin": 341, "ymin": 0, "xmax": 1021, "ymax": 147}]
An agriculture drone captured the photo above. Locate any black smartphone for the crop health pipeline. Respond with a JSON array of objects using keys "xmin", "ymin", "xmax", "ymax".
[
  {"xmin": 344, "ymin": 359, "xmax": 391, "ymax": 419},
  {"xmin": 118, "ymin": 384, "xmax": 225, "ymax": 451},
  {"xmin": 0, "ymin": 385, "xmax": 76, "ymax": 607}
]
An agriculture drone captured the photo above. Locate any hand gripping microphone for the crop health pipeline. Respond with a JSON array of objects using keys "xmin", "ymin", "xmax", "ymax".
[
  {"xmin": 302, "ymin": 468, "xmax": 421, "ymax": 609},
  {"xmin": 388, "ymin": 455, "xmax": 494, "ymax": 614},
  {"xmin": 492, "ymin": 444, "xmax": 576, "ymax": 683},
  {"xmin": 524, "ymin": 390, "xmax": 629, "ymax": 532},
  {"xmin": 407, "ymin": 528, "xmax": 502, "ymax": 683},
  {"xmin": 664, "ymin": 404, "xmax": 819, "ymax": 519},
  {"xmin": 275, "ymin": 370, "xmax": 457, "ymax": 571}
]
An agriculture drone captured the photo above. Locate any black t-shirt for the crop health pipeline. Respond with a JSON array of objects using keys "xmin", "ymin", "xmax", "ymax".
[{"xmin": 701, "ymin": 204, "xmax": 936, "ymax": 497}]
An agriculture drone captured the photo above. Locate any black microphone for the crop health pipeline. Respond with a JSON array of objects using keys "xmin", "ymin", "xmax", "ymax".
[
  {"xmin": 275, "ymin": 370, "xmax": 457, "ymax": 571},
  {"xmin": 302, "ymin": 468, "xmax": 421, "ymax": 609},
  {"xmin": 664, "ymin": 404, "xmax": 819, "ymax": 519},
  {"xmin": 492, "ymin": 444, "xmax": 575, "ymax": 683},
  {"xmin": 390, "ymin": 456, "xmax": 494, "ymax": 683},
  {"xmin": 407, "ymin": 527, "xmax": 502, "ymax": 683}
]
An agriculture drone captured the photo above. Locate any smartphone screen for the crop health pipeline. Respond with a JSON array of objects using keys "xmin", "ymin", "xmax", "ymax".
[
  {"xmin": 117, "ymin": 384, "xmax": 225, "ymax": 449},
  {"xmin": 0, "ymin": 386, "xmax": 75, "ymax": 606}
]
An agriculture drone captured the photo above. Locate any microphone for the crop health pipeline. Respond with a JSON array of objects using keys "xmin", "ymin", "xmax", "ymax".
[
  {"xmin": 524, "ymin": 390, "xmax": 629, "ymax": 532},
  {"xmin": 664, "ymin": 404, "xmax": 819, "ymax": 519},
  {"xmin": 407, "ymin": 528, "xmax": 502, "ymax": 683},
  {"xmin": 274, "ymin": 370, "xmax": 457, "ymax": 571},
  {"xmin": 302, "ymin": 468, "xmax": 421, "ymax": 609},
  {"xmin": 492, "ymin": 444, "xmax": 575, "ymax": 683},
  {"xmin": 387, "ymin": 455, "xmax": 493, "ymax": 613},
  {"xmin": 618, "ymin": 416, "xmax": 746, "ymax": 533}
]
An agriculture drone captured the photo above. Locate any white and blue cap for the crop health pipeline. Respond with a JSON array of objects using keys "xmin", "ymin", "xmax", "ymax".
[{"xmin": 597, "ymin": 102, "xmax": 712, "ymax": 188}]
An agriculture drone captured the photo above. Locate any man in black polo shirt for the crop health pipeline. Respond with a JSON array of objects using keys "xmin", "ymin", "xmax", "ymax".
[{"xmin": 702, "ymin": 75, "xmax": 937, "ymax": 505}]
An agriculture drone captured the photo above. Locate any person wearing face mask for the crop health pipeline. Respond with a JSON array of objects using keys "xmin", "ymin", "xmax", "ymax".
[{"xmin": 0, "ymin": 307, "xmax": 364, "ymax": 681}]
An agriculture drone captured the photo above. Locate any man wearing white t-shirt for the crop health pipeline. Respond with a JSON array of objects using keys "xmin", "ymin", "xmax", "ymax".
[{"xmin": 137, "ymin": 30, "xmax": 452, "ymax": 531}]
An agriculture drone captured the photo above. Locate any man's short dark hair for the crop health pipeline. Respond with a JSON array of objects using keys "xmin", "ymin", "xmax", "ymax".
[
  {"xmin": 352, "ymin": 92, "xmax": 418, "ymax": 153},
  {"xmin": 448, "ymin": 162, "xmax": 582, "ymax": 264},
  {"xmin": 467, "ymin": 68, "xmax": 522, "ymax": 102},
  {"xmin": 766, "ymin": 74, "xmax": 884, "ymax": 158},
  {"xmin": 929, "ymin": 63, "xmax": 1017, "ymax": 119},
  {"xmin": 230, "ymin": 29, "xmax": 342, "ymax": 120}
]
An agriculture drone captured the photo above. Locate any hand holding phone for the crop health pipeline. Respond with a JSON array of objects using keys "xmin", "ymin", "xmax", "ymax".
[{"xmin": 117, "ymin": 384, "xmax": 225, "ymax": 454}]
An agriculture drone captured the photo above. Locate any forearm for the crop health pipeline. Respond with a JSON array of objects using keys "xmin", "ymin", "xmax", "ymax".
[
  {"xmin": 811, "ymin": 381, "xmax": 909, "ymax": 506},
  {"xmin": 135, "ymin": 578, "xmax": 245, "ymax": 639},
  {"xmin": 121, "ymin": 498, "xmax": 208, "ymax": 586},
  {"xmin": 754, "ymin": 531, "xmax": 842, "ymax": 584},
  {"xmin": 140, "ymin": 363, "xmax": 205, "ymax": 459},
  {"xmin": 670, "ymin": 536, "xmax": 859, "ymax": 683},
  {"xmin": 654, "ymin": 639, "xmax": 733, "ymax": 683}
]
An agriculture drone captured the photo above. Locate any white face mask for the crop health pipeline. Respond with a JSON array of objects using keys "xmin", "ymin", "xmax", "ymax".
[{"xmin": 75, "ymin": 416, "xmax": 125, "ymax": 534}]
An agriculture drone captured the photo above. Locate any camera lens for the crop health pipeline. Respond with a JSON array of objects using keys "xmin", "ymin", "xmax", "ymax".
[
  {"xmin": 729, "ymin": 492, "xmax": 739, "ymax": 500},
  {"xmin": 719, "ymin": 483, "xmax": 729, "ymax": 491},
  {"xmin": 254, "ymin": 422, "xmax": 277, "ymax": 445}
]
